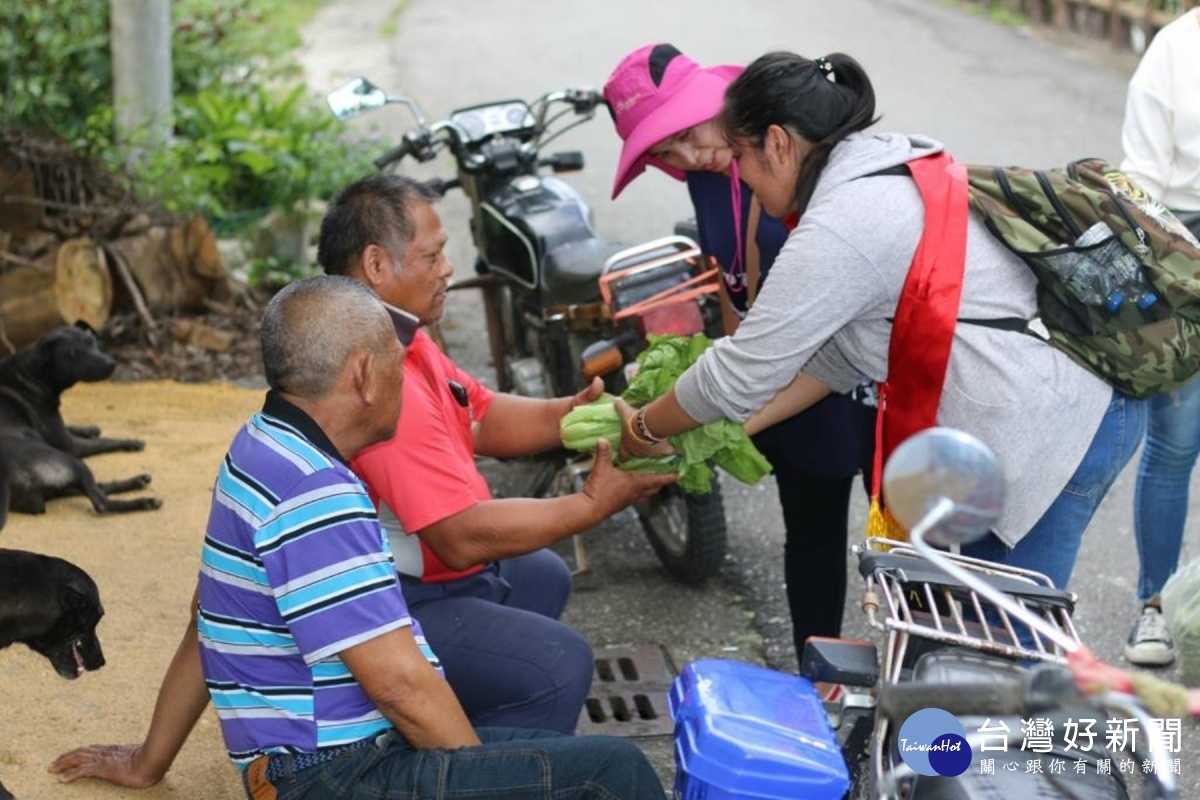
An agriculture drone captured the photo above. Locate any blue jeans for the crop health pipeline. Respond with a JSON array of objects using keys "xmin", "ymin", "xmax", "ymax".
[
  {"xmin": 400, "ymin": 550, "xmax": 593, "ymax": 734},
  {"xmin": 257, "ymin": 728, "xmax": 666, "ymax": 800},
  {"xmin": 1134, "ymin": 375, "xmax": 1200, "ymax": 601},
  {"xmin": 962, "ymin": 389, "xmax": 1147, "ymax": 590}
]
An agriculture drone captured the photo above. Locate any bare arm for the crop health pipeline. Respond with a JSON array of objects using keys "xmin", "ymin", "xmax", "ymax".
[
  {"xmin": 416, "ymin": 440, "xmax": 677, "ymax": 570},
  {"xmin": 50, "ymin": 592, "xmax": 209, "ymax": 788},
  {"xmin": 615, "ymin": 373, "xmax": 832, "ymax": 459},
  {"xmin": 340, "ymin": 627, "xmax": 480, "ymax": 749},
  {"xmin": 743, "ymin": 373, "xmax": 831, "ymax": 436},
  {"xmin": 473, "ymin": 378, "xmax": 604, "ymax": 458}
]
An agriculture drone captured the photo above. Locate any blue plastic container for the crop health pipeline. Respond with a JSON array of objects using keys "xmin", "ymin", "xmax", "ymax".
[{"xmin": 669, "ymin": 659, "xmax": 849, "ymax": 800}]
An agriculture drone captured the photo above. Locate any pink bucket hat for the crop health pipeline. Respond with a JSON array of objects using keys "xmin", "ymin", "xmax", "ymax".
[{"xmin": 603, "ymin": 44, "xmax": 742, "ymax": 199}]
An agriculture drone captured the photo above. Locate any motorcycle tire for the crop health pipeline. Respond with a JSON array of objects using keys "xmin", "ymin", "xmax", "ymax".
[{"xmin": 635, "ymin": 477, "xmax": 727, "ymax": 584}]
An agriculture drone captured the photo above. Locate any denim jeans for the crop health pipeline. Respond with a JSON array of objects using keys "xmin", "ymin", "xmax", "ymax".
[
  {"xmin": 256, "ymin": 728, "xmax": 667, "ymax": 800},
  {"xmin": 962, "ymin": 389, "xmax": 1147, "ymax": 590},
  {"xmin": 399, "ymin": 550, "xmax": 593, "ymax": 734},
  {"xmin": 1133, "ymin": 375, "xmax": 1200, "ymax": 601}
]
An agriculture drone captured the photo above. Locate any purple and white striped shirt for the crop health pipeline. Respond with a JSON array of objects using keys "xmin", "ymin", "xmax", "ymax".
[{"xmin": 197, "ymin": 393, "xmax": 440, "ymax": 768}]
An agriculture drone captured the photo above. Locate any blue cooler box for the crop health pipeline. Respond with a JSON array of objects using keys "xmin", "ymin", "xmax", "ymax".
[{"xmin": 669, "ymin": 659, "xmax": 849, "ymax": 800}]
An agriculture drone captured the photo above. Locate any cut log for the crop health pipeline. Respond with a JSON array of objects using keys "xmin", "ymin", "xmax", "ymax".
[
  {"xmin": 0, "ymin": 238, "xmax": 112, "ymax": 350},
  {"xmin": 104, "ymin": 214, "xmax": 231, "ymax": 313}
]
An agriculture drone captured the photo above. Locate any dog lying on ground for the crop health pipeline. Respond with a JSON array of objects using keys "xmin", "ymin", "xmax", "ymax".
[
  {"xmin": 0, "ymin": 323, "xmax": 161, "ymax": 529},
  {"xmin": 0, "ymin": 547, "xmax": 106, "ymax": 800}
]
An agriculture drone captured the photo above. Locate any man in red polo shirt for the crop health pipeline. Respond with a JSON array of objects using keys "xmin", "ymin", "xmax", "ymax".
[{"xmin": 317, "ymin": 174, "xmax": 677, "ymax": 734}]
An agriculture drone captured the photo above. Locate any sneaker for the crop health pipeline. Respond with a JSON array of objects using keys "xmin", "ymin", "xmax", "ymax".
[{"xmin": 1124, "ymin": 605, "xmax": 1175, "ymax": 667}]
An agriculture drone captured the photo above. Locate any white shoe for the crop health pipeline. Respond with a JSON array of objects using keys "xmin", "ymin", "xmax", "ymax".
[{"xmin": 1124, "ymin": 606, "xmax": 1175, "ymax": 667}]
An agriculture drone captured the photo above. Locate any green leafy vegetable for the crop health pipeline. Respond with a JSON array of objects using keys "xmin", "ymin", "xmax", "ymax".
[
  {"xmin": 559, "ymin": 334, "xmax": 772, "ymax": 493},
  {"xmin": 559, "ymin": 396, "xmax": 680, "ymax": 476}
]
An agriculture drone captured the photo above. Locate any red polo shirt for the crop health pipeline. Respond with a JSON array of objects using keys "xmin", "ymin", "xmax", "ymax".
[{"xmin": 351, "ymin": 329, "xmax": 493, "ymax": 582}]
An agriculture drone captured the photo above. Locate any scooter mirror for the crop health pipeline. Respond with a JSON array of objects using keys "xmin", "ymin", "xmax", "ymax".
[
  {"xmin": 327, "ymin": 77, "xmax": 389, "ymax": 120},
  {"xmin": 882, "ymin": 427, "xmax": 1003, "ymax": 548}
]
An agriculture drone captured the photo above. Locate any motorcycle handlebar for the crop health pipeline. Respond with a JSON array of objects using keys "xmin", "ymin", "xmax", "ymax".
[
  {"xmin": 877, "ymin": 664, "xmax": 1083, "ymax": 722},
  {"xmin": 878, "ymin": 681, "xmax": 1028, "ymax": 721},
  {"xmin": 373, "ymin": 141, "xmax": 411, "ymax": 170}
]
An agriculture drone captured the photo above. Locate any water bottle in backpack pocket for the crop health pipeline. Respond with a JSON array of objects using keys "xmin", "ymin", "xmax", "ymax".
[{"xmin": 1043, "ymin": 220, "xmax": 1159, "ymax": 313}]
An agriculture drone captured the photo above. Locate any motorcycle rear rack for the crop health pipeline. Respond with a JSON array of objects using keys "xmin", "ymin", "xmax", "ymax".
[
  {"xmin": 857, "ymin": 537, "xmax": 1081, "ymax": 679},
  {"xmin": 598, "ymin": 235, "xmax": 720, "ymax": 320}
]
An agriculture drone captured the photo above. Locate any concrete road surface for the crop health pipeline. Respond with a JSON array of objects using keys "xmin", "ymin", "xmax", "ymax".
[{"xmin": 301, "ymin": 1, "xmax": 1196, "ymax": 796}]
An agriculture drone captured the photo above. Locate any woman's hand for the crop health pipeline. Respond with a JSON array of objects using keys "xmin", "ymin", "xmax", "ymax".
[{"xmin": 613, "ymin": 397, "xmax": 676, "ymax": 460}]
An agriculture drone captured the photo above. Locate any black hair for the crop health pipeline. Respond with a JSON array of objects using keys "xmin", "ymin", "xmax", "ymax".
[
  {"xmin": 720, "ymin": 51, "xmax": 879, "ymax": 216},
  {"xmin": 316, "ymin": 173, "xmax": 440, "ymax": 276}
]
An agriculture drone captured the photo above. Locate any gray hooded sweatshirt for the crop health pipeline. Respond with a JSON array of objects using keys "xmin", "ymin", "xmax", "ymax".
[{"xmin": 674, "ymin": 132, "xmax": 1112, "ymax": 545}]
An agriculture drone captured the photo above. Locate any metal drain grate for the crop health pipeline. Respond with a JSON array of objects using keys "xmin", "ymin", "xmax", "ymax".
[{"xmin": 576, "ymin": 644, "xmax": 676, "ymax": 737}]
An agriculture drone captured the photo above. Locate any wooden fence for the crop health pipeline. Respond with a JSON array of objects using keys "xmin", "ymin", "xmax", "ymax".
[{"xmin": 961, "ymin": 0, "xmax": 1198, "ymax": 52}]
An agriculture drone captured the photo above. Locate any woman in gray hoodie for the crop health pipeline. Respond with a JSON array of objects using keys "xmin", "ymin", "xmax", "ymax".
[{"xmin": 615, "ymin": 50, "xmax": 1146, "ymax": 591}]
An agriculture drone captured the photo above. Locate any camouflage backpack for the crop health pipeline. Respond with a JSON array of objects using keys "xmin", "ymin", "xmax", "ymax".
[{"xmin": 961, "ymin": 158, "xmax": 1200, "ymax": 399}]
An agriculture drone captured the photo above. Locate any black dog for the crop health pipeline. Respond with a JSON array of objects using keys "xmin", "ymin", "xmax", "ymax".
[
  {"xmin": 0, "ymin": 323, "xmax": 161, "ymax": 529},
  {"xmin": 0, "ymin": 547, "xmax": 105, "ymax": 800},
  {"xmin": 0, "ymin": 548, "xmax": 105, "ymax": 678}
]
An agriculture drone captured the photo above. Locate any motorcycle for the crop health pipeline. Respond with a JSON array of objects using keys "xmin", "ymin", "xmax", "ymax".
[
  {"xmin": 326, "ymin": 77, "xmax": 728, "ymax": 583},
  {"xmin": 670, "ymin": 429, "xmax": 1177, "ymax": 800}
]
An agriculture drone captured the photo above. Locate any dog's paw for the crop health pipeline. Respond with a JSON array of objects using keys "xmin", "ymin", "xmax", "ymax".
[
  {"xmin": 148, "ymin": 498, "xmax": 164, "ymax": 510},
  {"xmin": 132, "ymin": 474, "xmax": 152, "ymax": 489},
  {"xmin": 121, "ymin": 440, "xmax": 146, "ymax": 452}
]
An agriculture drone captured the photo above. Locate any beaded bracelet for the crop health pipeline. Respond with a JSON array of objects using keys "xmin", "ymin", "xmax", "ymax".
[
  {"xmin": 634, "ymin": 408, "xmax": 666, "ymax": 445},
  {"xmin": 624, "ymin": 410, "xmax": 653, "ymax": 446}
]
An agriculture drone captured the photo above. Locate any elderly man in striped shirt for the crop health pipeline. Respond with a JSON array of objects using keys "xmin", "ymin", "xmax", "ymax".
[{"xmin": 53, "ymin": 275, "xmax": 666, "ymax": 799}]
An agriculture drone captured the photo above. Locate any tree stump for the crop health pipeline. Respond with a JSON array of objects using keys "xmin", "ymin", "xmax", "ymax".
[{"xmin": 0, "ymin": 238, "xmax": 112, "ymax": 351}]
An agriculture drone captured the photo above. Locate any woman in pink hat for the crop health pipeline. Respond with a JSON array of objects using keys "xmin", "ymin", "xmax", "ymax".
[
  {"xmin": 610, "ymin": 50, "xmax": 1144, "ymax": 597},
  {"xmin": 604, "ymin": 44, "xmax": 876, "ymax": 673}
]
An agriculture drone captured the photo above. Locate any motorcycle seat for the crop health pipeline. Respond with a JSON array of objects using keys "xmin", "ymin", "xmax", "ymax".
[{"xmin": 858, "ymin": 550, "xmax": 1075, "ymax": 612}]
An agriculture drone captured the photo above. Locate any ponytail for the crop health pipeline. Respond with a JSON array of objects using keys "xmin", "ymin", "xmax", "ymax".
[{"xmin": 720, "ymin": 51, "xmax": 878, "ymax": 216}]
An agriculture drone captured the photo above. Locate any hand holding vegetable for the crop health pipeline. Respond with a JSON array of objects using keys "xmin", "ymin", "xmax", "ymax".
[
  {"xmin": 567, "ymin": 376, "xmax": 606, "ymax": 415},
  {"xmin": 583, "ymin": 438, "xmax": 678, "ymax": 519},
  {"xmin": 559, "ymin": 334, "xmax": 772, "ymax": 494},
  {"xmin": 613, "ymin": 397, "xmax": 675, "ymax": 460}
]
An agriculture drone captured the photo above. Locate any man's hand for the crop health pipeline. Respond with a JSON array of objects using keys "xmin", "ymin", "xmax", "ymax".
[
  {"xmin": 583, "ymin": 439, "xmax": 677, "ymax": 518},
  {"xmin": 49, "ymin": 744, "xmax": 161, "ymax": 788},
  {"xmin": 568, "ymin": 377, "xmax": 606, "ymax": 413}
]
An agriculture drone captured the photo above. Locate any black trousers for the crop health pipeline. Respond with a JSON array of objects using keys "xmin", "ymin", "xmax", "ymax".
[{"xmin": 775, "ymin": 467, "xmax": 858, "ymax": 666}]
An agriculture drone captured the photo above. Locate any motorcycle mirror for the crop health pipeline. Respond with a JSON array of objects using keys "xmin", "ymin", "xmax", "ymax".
[
  {"xmin": 882, "ymin": 427, "xmax": 1003, "ymax": 548},
  {"xmin": 327, "ymin": 77, "xmax": 390, "ymax": 120}
]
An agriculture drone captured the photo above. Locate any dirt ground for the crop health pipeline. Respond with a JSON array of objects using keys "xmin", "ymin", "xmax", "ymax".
[{"xmin": 0, "ymin": 380, "xmax": 265, "ymax": 800}]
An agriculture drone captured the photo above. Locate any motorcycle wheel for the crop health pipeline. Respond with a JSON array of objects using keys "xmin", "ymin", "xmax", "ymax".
[{"xmin": 635, "ymin": 477, "xmax": 727, "ymax": 584}]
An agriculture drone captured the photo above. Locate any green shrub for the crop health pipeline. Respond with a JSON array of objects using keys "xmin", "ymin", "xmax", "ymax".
[
  {"xmin": 2, "ymin": 0, "xmax": 374, "ymax": 250},
  {"xmin": 137, "ymin": 84, "xmax": 373, "ymax": 221}
]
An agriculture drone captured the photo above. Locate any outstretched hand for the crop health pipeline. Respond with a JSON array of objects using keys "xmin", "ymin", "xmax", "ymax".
[
  {"xmin": 49, "ymin": 744, "xmax": 161, "ymax": 789},
  {"xmin": 570, "ymin": 376, "xmax": 606, "ymax": 410},
  {"xmin": 583, "ymin": 438, "xmax": 677, "ymax": 519}
]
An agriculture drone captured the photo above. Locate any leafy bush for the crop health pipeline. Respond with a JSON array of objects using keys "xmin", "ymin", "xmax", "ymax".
[
  {"xmin": 138, "ymin": 84, "xmax": 373, "ymax": 221},
  {"xmin": 1, "ymin": 1, "xmax": 112, "ymax": 144},
  {"xmin": 2, "ymin": 0, "xmax": 373, "ymax": 251}
]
